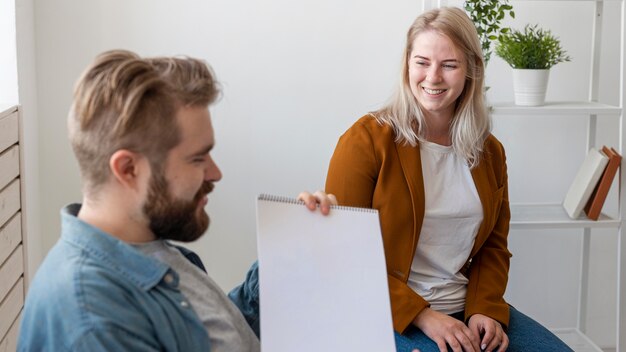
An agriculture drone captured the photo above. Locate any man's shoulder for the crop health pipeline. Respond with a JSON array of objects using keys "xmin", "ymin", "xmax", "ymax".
[
  {"xmin": 25, "ymin": 241, "xmax": 134, "ymax": 308},
  {"xmin": 19, "ymin": 240, "xmax": 155, "ymax": 349}
]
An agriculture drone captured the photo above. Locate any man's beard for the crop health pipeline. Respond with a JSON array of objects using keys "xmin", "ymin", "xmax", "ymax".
[{"xmin": 143, "ymin": 171, "xmax": 214, "ymax": 242}]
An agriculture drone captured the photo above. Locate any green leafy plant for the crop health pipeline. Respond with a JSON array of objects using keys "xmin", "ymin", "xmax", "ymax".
[
  {"xmin": 464, "ymin": 0, "xmax": 515, "ymax": 65},
  {"xmin": 495, "ymin": 24, "xmax": 571, "ymax": 69}
]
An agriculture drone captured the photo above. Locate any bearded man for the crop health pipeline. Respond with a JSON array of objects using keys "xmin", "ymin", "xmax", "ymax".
[{"xmin": 18, "ymin": 50, "xmax": 334, "ymax": 352}]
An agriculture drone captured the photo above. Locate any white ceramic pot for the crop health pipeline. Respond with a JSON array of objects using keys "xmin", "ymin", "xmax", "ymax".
[{"xmin": 512, "ymin": 69, "xmax": 550, "ymax": 106}]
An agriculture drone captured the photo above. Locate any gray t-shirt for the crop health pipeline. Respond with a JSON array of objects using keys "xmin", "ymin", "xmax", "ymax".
[{"xmin": 133, "ymin": 240, "xmax": 260, "ymax": 352}]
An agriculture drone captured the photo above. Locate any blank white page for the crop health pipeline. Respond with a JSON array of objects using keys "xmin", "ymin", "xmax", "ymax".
[{"xmin": 256, "ymin": 194, "xmax": 396, "ymax": 352}]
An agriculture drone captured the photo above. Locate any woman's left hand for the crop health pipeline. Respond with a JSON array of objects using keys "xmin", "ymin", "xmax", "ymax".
[
  {"xmin": 468, "ymin": 314, "xmax": 508, "ymax": 352},
  {"xmin": 297, "ymin": 190, "xmax": 338, "ymax": 215}
]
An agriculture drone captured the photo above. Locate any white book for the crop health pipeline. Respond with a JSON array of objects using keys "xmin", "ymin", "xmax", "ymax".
[
  {"xmin": 256, "ymin": 194, "xmax": 396, "ymax": 352},
  {"xmin": 563, "ymin": 148, "xmax": 610, "ymax": 219}
]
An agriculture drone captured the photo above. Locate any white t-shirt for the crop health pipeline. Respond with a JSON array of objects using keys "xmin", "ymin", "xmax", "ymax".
[{"xmin": 407, "ymin": 140, "xmax": 483, "ymax": 314}]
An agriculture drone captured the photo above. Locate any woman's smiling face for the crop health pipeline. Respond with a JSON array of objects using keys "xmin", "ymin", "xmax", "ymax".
[{"xmin": 408, "ymin": 30, "xmax": 467, "ymax": 120}]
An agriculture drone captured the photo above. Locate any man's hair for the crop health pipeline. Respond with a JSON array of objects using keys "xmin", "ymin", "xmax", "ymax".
[
  {"xmin": 68, "ymin": 50, "xmax": 220, "ymax": 196},
  {"xmin": 148, "ymin": 56, "xmax": 220, "ymax": 107}
]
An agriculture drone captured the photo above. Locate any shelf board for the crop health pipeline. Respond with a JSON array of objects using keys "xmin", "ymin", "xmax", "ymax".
[
  {"xmin": 491, "ymin": 101, "xmax": 621, "ymax": 115},
  {"xmin": 510, "ymin": 203, "xmax": 620, "ymax": 229},
  {"xmin": 551, "ymin": 328, "xmax": 603, "ymax": 352}
]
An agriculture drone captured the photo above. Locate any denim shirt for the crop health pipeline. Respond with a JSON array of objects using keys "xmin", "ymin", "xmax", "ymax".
[{"xmin": 18, "ymin": 204, "xmax": 260, "ymax": 351}]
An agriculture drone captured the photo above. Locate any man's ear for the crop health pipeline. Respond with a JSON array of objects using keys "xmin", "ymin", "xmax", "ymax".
[{"xmin": 109, "ymin": 150, "xmax": 147, "ymax": 190}]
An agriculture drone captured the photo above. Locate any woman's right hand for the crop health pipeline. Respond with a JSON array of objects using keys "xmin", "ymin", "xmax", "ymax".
[
  {"xmin": 413, "ymin": 308, "xmax": 481, "ymax": 352},
  {"xmin": 297, "ymin": 190, "xmax": 337, "ymax": 215}
]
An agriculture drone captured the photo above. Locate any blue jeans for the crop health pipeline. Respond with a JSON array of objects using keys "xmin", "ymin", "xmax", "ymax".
[{"xmin": 394, "ymin": 306, "xmax": 573, "ymax": 352}]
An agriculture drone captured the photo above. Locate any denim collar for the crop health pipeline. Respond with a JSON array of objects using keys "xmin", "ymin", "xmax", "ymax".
[{"xmin": 61, "ymin": 203, "xmax": 170, "ymax": 291}]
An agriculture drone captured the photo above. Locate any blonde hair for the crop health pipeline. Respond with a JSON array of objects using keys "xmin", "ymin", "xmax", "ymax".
[
  {"xmin": 147, "ymin": 56, "xmax": 220, "ymax": 107},
  {"xmin": 374, "ymin": 7, "xmax": 490, "ymax": 168},
  {"xmin": 68, "ymin": 50, "xmax": 220, "ymax": 195}
]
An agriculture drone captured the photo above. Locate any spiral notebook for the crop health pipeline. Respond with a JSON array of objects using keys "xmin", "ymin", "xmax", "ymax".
[{"xmin": 256, "ymin": 194, "xmax": 395, "ymax": 352}]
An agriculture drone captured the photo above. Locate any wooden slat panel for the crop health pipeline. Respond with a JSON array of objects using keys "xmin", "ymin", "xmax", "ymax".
[
  {"xmin": 0, "ymin": 106, "xmax": 17, "ymax": 119},
  {"xmin": 0, "ymin": 312, "xmax": 20, "ymax": 352},
  {"xmin": 0, "ymin": 278, "xmax": 23, "ymax": 341},
  {"xmin": 0, "ymin": 113, "xmax": 18, "ymax": 155},
  {"xmin": 0, "ymin": 214, "xmax": 20, "ymax": 267},
  {"xmin": 0, "ymin": 246, "xmax": 22, "ymax": 302},
  {"xmin": 0, "ymin": 181, "xmax": 20, "ymax": 227},
  {"xmin": 0, "ymin": 146, "xmax": 19, "ymax": 193}
]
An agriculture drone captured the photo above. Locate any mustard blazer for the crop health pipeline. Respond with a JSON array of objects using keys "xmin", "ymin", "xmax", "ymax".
[{"xmin": 325, "ymin": 114, "xmax": 512, "ymax": 334}]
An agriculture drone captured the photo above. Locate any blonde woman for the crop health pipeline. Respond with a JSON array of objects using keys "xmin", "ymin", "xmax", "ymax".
[{"xmin": 326, "ymin": 7, "xmax": 572, "ymax": 352}]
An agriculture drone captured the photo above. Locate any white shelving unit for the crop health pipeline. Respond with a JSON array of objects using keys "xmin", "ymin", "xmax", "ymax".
[{"xmin": 422, "ymin": 1, "xmax": 625, "ymax": 351}]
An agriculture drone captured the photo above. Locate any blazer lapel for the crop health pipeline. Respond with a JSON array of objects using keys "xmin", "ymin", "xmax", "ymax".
[
  {"xmin": 470, "ymin": 159, "xmax": 493, "ymax": 257},
  {"xmin": 395, "ymin": 141, "xmax": 425, "ymax": 247}
]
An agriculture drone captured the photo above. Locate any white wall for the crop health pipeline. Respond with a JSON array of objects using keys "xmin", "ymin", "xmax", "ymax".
[
  {"xmin": 0, "ymin": 0, "xmax": 18, "ymax": 104},
  {"xmin": 15, "ymin": 0, "xmax": 42, "ymax": 287},
  {"xmin": 30, "ymin": 0, "xmax": 620, "ymax": 348}
]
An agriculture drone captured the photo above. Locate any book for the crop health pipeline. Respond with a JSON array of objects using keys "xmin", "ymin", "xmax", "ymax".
[
  {"xmin": 584, "ymin": 146, "xmax": 622, "ymax": 220},
  {"xmin": 563, "ymin": 147, "xmax": 610, "ymax": 219},
  {"xmin": 255, "ymin": 194, "xmax": 396, "ymax": 352}
]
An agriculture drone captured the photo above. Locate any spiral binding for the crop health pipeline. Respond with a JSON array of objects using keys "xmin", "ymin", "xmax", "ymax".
[{"xmin": 258, "ymin": 194, "xmax": 378, "ymax": 214}]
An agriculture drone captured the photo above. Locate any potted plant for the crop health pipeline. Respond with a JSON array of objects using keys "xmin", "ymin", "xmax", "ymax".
[
  {"xmin": 464, "ymin": 0, "xmax": 515, "ymax": 66},
  {"xmin": 495, "ymin": 24, "xmax": 571, "ymax": 106}
]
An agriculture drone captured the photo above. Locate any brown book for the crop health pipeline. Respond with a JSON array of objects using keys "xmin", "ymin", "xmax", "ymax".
[{"xmin": 584, "ymin": 146, "xmax": 622, "ymax": 220}]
